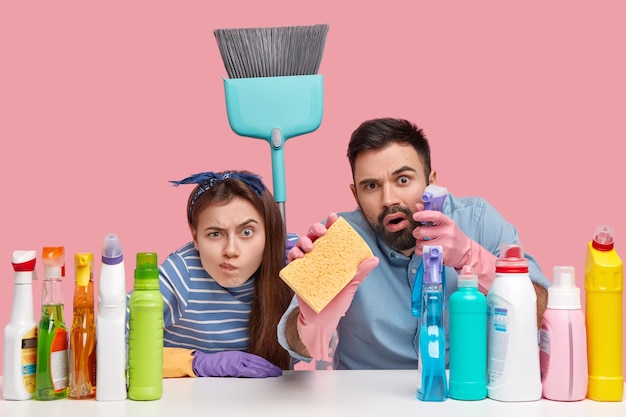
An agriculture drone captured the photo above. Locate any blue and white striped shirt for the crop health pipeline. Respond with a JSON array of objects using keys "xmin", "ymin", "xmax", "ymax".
[{"xmin": 159, "ymin": 242, "xmax": 254, "ymax": 353}]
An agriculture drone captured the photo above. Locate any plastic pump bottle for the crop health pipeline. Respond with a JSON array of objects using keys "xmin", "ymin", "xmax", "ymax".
[
  {"xmin": 35, "ymin": 246, "xmax": 69, "ymax": 400},
  {"xmin": 69, "ymin": 252, "xmax": 97, "ymax": 399},
  {"xmin": 585, "ymin": 224, "xmax": 623, "ymax": 401},
  {"xmin": 3, "ymin": 250, "xmax": 38, "ymax": 400},
  {"xmin": 449, "ymin": 265, "xmax": 487, "ymax": 400},
  {"xmin": 128, "ymin": 252, "xmax": 163, "ymax": 401},
  {"xmin": 539, "ymin": 266, "xmax": 587, "ymax": 401},
  {"xmin": 96, "ymin": 233, "xmax": 128, "ymax": 401},
  {"xmin": 486, "ymin": 244, "xmax": 541, "ymax": 402},
  {"xmin": 416, "ymin": 245, "xmax": 448, "ymax": 402}
]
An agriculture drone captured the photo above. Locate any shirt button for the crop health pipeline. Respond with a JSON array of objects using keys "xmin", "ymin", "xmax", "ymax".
[{"xmin": 411, "ymin": 268, "xmax": 416, "ymax": 274}]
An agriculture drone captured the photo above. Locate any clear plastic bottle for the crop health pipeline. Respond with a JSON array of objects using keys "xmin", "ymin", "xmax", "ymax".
[
  {"xmin": 35, "ymin": 246, "xmax": 69, "ymax": 400},
  {"xmin": 539, "ymin": 266, "xmax": 587, "ymax": 401},
  {"xmin": 3, "ymin": 250, "xmax": 38, "ymax": 400},
  {"xmin": 449, "ymin": 265, "xmax": 487, "ymax": 400},
  {"xmin": 128, "ymin": 252, "xmax": 163, "ymax": 400},
  {"xmin": 486, "ymin": 244, "xmax": 541, "ymax": 402},
  {"xmin": 69, "ymin": 252, "xmax": 97, "ymax": 399},
  {"xmin": 585, "ymin": 225, "xmax": 623, "ymax": 401},
  {"xmin": 96, "ymin": 233, "xmax": 128, "ymax": 401}
]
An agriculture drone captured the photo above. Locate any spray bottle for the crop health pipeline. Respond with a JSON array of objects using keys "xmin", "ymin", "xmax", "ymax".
[
  {"xmin": 128, "ymin": 252, "xmax": 163, "ymax": 400},
  {"xmin": 412, "ymin": 185, "xmax": 448, "ymax": 316},
  {"xmin": 35, "ymin": 246, "xmax": 69, "ymax": 400},
  {"xmin": 96, "ymin": 233, "xmax": 128, "ymax": 401},
  {"xmin": 486, "ymin": 244, "xmax": 541, "ymax": 402},
  {"xmin": 3, "ymin": 250, "xmax": 38, "ymax": 400},
  {"xmin": 416, "ymin": 245, "xmax": 448, "ymax": 401},
  {"xmin": 585, "ymin": 224, "xmax": 623, "ymax": 401},
  {"xmin": 449, "ymin": 265, "xmax": 487, "ymax": 400},
  {"xmin": 69, "ymin": 252, "xmax": 97, "ymax": 399},
  {"xmin": 539, "ymin": 266, "xmax": 587, "ymax": 401}
]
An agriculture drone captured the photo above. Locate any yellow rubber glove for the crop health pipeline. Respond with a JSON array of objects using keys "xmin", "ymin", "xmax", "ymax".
[{"xmin": 163, "ymin": 347, "xmax": 196, "ymax": 378}]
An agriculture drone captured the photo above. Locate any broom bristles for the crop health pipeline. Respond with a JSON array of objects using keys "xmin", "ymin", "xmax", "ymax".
[{"xmin": 214, "ymin": 24, "xmax": 329, "ymax": 79}]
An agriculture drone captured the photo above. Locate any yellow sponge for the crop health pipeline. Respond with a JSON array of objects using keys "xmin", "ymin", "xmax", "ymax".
[{"xmin": 279, "ymin": 216, "xmax": 373, "ymax": 313}]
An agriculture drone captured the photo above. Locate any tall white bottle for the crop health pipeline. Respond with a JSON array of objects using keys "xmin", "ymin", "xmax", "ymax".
[
  {"xmin": 95, "ymin": 234, "xmax": 128, "ymax": 401},
  {"xmin": 486, "ymin": 244, "xmax": 542, "ymax": 401},
  {"xmin": 3, "ymin": 250, "xmax": 38, "ymax": 400}
]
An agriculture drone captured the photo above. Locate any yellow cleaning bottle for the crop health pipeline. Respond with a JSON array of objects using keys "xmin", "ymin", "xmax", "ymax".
[{"xmin": 584, "ymin": 224, "xmax": 623, "ymax": 401}]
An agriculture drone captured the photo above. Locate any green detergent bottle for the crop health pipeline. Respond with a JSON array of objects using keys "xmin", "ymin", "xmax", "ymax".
[{"xmin": 128, "ymin": 252, "xmax": 163, "ymax": 400}]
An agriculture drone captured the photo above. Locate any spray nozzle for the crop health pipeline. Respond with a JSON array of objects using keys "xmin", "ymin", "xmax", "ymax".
[
  {"xmin": 423, "ymin": 245, "xmax": 443, "ymax": 285},
  {"xmin": 422, "ymin": 185, "xmax": 448, "ymax": 212},
  {"xmin": 42, "ymin": 246, "xmax": 65, "ymax": 278},
  {"xmin": 75, "ymin": 252, "xmax": 94, "ymax": 286}
]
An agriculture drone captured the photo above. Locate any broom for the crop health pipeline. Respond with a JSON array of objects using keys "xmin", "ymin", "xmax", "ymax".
[{"xmin": 213, "ymin": 24, "xmax": 329, "ymax": 228}]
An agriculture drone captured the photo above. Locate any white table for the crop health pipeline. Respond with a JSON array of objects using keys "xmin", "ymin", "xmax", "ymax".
[{"xmin": 1, "ymin": 370, "xmax": 625, "ymax": 417}]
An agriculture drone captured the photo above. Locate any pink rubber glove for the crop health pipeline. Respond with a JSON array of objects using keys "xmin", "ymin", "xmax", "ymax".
[
  {"xmin": 287, "ymin": 213, "xmax": 339, "ymax": 263},
  {"xmin": 413, "ymin": 206, "xmax": 496, "ymax": 291},
  {"xmin": 297, "ymin": 257, "xmax": 379, "ymax": 361}
]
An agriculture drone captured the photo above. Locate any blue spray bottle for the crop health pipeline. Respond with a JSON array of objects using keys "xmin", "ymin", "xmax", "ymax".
[
  {"xmin": 416, "ymin": 245, "xmax": 448, "ymax": 401},
  {"xmin": 412, "ymin": 185, "xmax": 448, "ymax": 316}
]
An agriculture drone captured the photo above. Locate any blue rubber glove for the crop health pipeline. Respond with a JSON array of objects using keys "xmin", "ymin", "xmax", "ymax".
[{"xmin": 192, "ymin": 351, "xmax": 282, "ymax": 378}]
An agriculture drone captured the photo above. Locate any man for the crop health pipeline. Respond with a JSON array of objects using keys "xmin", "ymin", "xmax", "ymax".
[{"xmin": 278, "ymin": 117, "xmax": 550, "ymax": 369}]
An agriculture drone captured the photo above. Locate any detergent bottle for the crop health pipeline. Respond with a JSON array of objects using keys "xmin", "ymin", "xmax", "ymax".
[
  {"xmin": 486, "ymin": 244, "xmax": 541, "ymax": 402},
  {"xmin": 3, "ymin": 250, "xmax": 38, "ymax": 400},
  {"xmin": 35, "ymin": 246, "xmax": 69, "ymax": 400},
  {"xmin": 68, "ymin": 252, "xmax": 97, "ymax": 399},
  {"xmin": 96, "ymin": 233, "xmax": 128, "ymax": 401},
  {"xmin": 449, "ymin": 265, "xmax": 487, "ymax": 400},
  {"xmin": 539, "ymin": 265, "xmax": 587, "ymax": 401},
  {"xmin": 585, "ymin": 224, "xmax": 623, "ymax": 401},
  {"xmin": 128, "ymin": 252, "xmax": 163, "ymax": 400}
]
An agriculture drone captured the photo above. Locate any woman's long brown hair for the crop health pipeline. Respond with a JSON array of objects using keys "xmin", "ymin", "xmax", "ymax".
[{"xmin": 188, "ymin": 171, "xmax": 293, "ymax": 369}]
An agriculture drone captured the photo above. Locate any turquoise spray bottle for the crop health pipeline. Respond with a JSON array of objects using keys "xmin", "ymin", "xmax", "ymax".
[
  {"xmin": 449, "ymin": 265, "xmax": 487, "ymax": 400},
  {"xmin": 416, "ymin": 245, "xmax": 448, "ymax": 401}
]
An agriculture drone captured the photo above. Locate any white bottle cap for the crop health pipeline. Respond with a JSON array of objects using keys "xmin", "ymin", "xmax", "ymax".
[
  {"xmin": 547, "ymin": 266, "xmax": 581, "ymax": 309},
  {"xmin": 458, "ymin": 265, "xmax": 478, "ymax": 288}
]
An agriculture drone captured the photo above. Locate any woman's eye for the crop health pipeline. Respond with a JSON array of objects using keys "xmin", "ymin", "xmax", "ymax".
[{"xmin": 242, "ymin": 228, "xmax": 254, "ymax": 238}]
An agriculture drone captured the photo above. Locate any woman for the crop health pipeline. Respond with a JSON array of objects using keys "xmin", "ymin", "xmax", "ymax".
[{"xmin": 161, "ymin": 170, "xmax": 293, "ymax": 378}]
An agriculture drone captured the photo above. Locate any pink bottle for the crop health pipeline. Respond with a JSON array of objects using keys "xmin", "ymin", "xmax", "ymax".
[{"xmin": 539, "ymin": 266, "xmax": 588, "ymax": 401}]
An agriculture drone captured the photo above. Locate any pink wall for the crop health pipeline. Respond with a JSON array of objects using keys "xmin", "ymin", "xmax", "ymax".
[{"xmin": 1, "ymin": 2, "xmax": 625, "ymax": 376}]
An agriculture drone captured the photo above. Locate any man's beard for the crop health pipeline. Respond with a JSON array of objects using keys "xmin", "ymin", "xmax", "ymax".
[{"xmin": 368, "ymin": 205, "xmax": 420, "ymax": 253}]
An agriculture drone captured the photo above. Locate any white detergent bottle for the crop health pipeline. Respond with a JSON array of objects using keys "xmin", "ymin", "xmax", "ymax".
[
  {"xmin": 486, "ymin": 243, "xmax": 542, "ymax": 401},
  {"xmin": 3, "ymin": 250, "xmax": 38, "ymax": 400},
  {"xmin": 95, "ymin": 234, "xmax": 128, "ymax": 401}
]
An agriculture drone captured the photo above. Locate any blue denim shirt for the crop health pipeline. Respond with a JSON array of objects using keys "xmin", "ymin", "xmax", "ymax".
[{"xmin": 277, "ymin": 193, "xmax": 550, "ymax": 369}]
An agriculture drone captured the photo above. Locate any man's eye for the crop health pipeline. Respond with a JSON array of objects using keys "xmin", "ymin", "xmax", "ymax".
[{"xmin": 399, "ymin": 176, "xmax": 410, "ymax": 184}]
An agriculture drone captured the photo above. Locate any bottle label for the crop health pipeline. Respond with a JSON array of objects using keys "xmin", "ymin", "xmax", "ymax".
[
  {"xmin": 50, "ymin": 328, "xmax": 69, "ymax": 391},
  {"xmin": 539, "ymin": 324, "xmax": 551, "ymax": 379},
  {"xmin": 487, "ymin": 306, "xmax": 509, "ymax": 384},
  {"xmin": 21, "ymin": 328, "xmax": 38, "ymax": 394}
]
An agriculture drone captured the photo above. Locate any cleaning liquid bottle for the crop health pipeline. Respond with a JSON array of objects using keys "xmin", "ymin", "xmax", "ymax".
[
  {"xmin": 69, "ymin": 252, "xmax": 97, "ymax": 399},
  {"xmin": 585, "ymin": 224, "xmax": 623, "ymax": 401},
  {"xmin": 448, "ymin": 265, "xmax": 487, "ymax": 400},
  {"xmin": 486, "ymin": 243, "xmax": 541, "ymax": 402},
  {"xmin": 539, "ymin": 265, "xmax": 587, "ymax": 401},
  {"xmin": 412, "ymin": 185, "xmax": 448, "ymax": 316},
  {"xmin": 3, "ymin": 250, "xmax": 38, "ymax": 400},
  {"xmin": 35, "ymin": 246, "xmax": 69, "ymax": 400},
  {"xmin": 96, "ymin": 233, "xmax": 128, "ymax": 401},
  {"xmin": 128, "ymin": 252, "xmax": 163, "ymax": 400},
  {"xmin": 416, "ymin": 245, "xmax": 448, "ymax": 401}
]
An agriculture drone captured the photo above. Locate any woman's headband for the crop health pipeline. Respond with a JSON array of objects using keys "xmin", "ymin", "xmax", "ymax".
[{"xmin": 170, "ymin": 171, "xmax": 266, "ymax": 222}]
